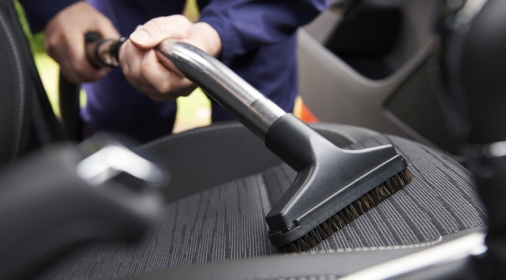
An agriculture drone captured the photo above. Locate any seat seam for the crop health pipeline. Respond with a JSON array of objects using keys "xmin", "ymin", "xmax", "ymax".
[
  {"xmin": 310, "ymin": 124, "xmax": 359, "ymax": 143},
  {"xmin": 140, "ymin": 122, "xmax": 366, "ymax": 151},
  {"xmin": 138, "ymin": 123, "xmax": 244, "ymax": 150}
]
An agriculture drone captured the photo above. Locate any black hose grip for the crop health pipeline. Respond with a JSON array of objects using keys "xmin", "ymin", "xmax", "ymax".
[{"xmin": 85, "ymin": 32, "xmax": 126, "ymax": 68}]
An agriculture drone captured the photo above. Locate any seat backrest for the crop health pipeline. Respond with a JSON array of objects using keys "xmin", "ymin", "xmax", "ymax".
[
  {"xmin": 0, "ymin": 0, "xmax": 64, "ymax": 166},
  {"xmin": 0, "ymin": 0, "xmax": 31, "ymax": 165}
]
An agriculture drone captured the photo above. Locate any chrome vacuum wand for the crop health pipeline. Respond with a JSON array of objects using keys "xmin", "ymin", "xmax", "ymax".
[{"xmin": 155, "ymin": 39, "xmax": 286, "ymax": 140}]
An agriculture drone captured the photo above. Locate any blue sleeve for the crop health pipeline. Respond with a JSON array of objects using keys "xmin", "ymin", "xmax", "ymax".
[
  {"xmin": 18, "ymin": 0, "xmax": 78, "ymax": 33},
  {"xmin": 198, "ymin": 0, "xmax": 330, "ymax": 66}
]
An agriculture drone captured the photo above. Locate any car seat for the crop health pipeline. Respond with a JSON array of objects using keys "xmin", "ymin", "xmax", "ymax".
[{"xmin": 0, "ymin": 0, "xmax": 489, "ymax": 279}]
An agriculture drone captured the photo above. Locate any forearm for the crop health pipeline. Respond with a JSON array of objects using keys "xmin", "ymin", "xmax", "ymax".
[
  {"xmin": 198, "ymin": 0, "xmax": 330, "ymax": 65},
  {"xmin": 18, "ymin": 0, "xmax": 79, "ymax": 33}
]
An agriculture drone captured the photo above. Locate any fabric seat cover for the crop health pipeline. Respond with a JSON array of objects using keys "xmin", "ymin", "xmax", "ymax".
[{"xmin": 34, "ymin": 123, "xmax": 486, "ymax": 280}]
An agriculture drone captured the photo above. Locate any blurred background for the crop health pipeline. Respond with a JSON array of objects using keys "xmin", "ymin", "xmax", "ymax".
[{"xmin": 14, "ymin": 0, "xmax": 212, "ymax": 133}]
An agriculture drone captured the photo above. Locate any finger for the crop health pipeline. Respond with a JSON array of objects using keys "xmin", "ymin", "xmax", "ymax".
[
  {"xmin": 67, "ymin": 36, "xmax": 103, "ymax": 82},
  {"xmin": 125, "ymin": 75, "xmax": 158, "ymax": 99},
  {"xmin": 129, "ymin": 15, "xmax": 193, "ymax": 49},
  {"xmin": 140, "ymin": 50, "xmax": 181, "ymax": 97},
  {"xmin": 46, "ymin": 11, "xmax": 119, "ymax": 82},
  {"xmin": 59, "ymin": 62, "xmax": 82, "ymax": 84},
  {"xmin": 154, "ymin": 42, "xmax": 184, "ymax": 76},
  {"xmin": 77, "ymin": 19, "xmax": 119, "ymax": 81},
  {"xmin": 140, "ymin": 50, "xmax": 194, "ymax": 97},
  {"xmin": 121, "ymin": 41, "xmax": 155, "ymax": 90},
  {"xmin": 45, "ymin": 30, "xmax": 107, "ymax": 84},
  {"xmin": 121, "ymin": 41, "xmax": 147, "ymax": 84}
]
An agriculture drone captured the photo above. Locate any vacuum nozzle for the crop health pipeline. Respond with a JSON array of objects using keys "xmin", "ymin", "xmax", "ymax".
[{"xmin": 264, "ymin": 114, "xmax": 411, "ymax": 252}]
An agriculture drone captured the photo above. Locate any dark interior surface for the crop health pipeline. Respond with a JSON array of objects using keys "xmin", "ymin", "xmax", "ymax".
[
  {"xmin": 337, "ymin": 55, "xmax": 398, "ymax": 80},
  {"xmin": 324, "ymin": 0, "xmax": 402, "ymax": 79},
  {"xmin": 384, "ymin": 62, "xmax": 461, "ymax": 155},
  {"xmin": 0, "ymin": 0, "xmax": 64, "ymax": 163},
  {"xmin": 300, "ymin": 0, "xmax": 458, "ymax": 156}
]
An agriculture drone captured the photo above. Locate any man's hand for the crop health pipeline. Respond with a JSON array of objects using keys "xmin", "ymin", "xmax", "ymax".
[
  {"xmin": 119, "ymin": 15, "xmax": 222, "ymax": 102},
  {"xmin": 45, "ymin": 2, "xmax": 120, "ymax": 84}
]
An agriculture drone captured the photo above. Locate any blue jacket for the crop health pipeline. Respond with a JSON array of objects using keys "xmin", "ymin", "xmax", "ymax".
[{"xmin": 20, "ymin": 0, "xmax": 328, "ymax": 142}]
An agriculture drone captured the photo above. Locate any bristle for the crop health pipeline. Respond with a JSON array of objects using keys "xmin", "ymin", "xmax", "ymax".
[{"xmin": 277, "ymin": 168, "xmax": 413, "ymax": 253}]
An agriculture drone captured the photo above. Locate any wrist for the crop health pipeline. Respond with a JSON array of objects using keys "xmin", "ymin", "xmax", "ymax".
[{"xmin": 191, "ymin": 22, "xmax": 222, "ymax": 58}]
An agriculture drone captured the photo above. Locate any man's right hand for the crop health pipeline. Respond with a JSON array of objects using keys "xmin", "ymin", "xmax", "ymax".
[{"xmin": 44, "ymin": 2, "xmax": 120, "ymax": 84}]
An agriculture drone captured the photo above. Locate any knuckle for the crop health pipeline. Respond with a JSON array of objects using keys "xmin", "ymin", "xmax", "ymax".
[
  {"xmin": 121, "ymin": 65, "xmax": 130, "ymax": 77},
  {"xmin": 73, "ymin": 62, "xmax": 86, "ymax": 75},
  {"xmin": 174, "ymin": 15, "xmax": 192, "ymax": 30},
  {"xmin": 155, "ymin": 80, "xmax": 172, "ymax": 94},
  {"xmin": 139, "ymin": 63, "xmax": 152, "ymax": 81},
  {"xmin": 101, "ymin": 17, "xmax": 114, "ymax": 26},
  {"xmin": 148, "ymin": 17, "xmax": 168, "ymax": 34},
  {"xmin": 44, "ymin": 37, "xmax": 58, "ymax": 54},
  {"xmin": 130, "ymin": 71, "xmax": 142, "ymax": 82},
  {"xmin": 148, "ymin": 93, "xmax": 164, "ymax": 102},
  {"xmin": 125, "ymin": 64, "xmax": 140, "ymax": 81},
  {"xmin": 175, "ymin": 15, "xmax": 190, "ymax": 24}
]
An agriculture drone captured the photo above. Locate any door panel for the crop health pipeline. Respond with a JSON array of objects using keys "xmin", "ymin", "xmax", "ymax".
[{"xmin": 297, "ymin": 0, "xmax": 458, "ymax": 154}]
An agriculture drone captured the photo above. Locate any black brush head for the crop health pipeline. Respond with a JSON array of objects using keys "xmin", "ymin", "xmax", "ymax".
[
  {"xmin": 276, "ymin": 168, "xmax": 413, "ymax": 253},
  {"xmin": 264, "ymin": 114, "xmax": 413, "ymax": 252}
]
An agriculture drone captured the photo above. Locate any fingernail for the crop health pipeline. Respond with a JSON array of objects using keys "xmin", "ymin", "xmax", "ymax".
[{"xmin": 130, "ymin": 29, "xmax": 150, "ymax": 44}]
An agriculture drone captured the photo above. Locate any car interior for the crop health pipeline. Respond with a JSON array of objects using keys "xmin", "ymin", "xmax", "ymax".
[
  {"xmin": 0, "ymin": 0, "xmax": 502, "ymax": 279},
  {"xmin": 299, "ymin": 0, "xmax": 461, "ymax": 155}
]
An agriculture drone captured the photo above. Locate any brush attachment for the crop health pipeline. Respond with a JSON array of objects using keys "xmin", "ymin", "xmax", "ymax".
[
  {"xmin": 277, "ymin": 168, "xmax": 412, "ymax": 253},
  {"xmin": 265, "ymin": 114, "xmax": 413, "ymax": 253}
]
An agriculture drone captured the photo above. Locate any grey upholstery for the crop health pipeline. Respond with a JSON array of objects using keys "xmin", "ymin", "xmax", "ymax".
[
  {"xmin": 34, "ymin": 123, "xmax": 485, "ymax": 280},
  {"xmin": 141, "ymin": 122, "xmax": 378, "ymax": 202},
  {"xmin": 122, "ymin": 227, "xmax": 483, "ymax": 280}
]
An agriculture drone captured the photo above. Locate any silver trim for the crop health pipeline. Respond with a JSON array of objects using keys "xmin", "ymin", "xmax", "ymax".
[
  {"xmin": 486, "ymin": 140, "xmax": 506, "ymax": 157},
  {"xmin": 76, "ymin": 145, "xmax": 165, "ymax": 187},
  {"xmin": 340, "ymin": 232, "xmax": 486, "ymax": 280},
  {"xmin": 156, "ymin": 40, "xmax": 286, "ymax": 140},
  {"xmin": 450, "ymin": 0, "xmax": 488, "ymax": 30}
]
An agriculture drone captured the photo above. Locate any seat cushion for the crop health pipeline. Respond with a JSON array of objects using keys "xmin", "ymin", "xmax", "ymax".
[{"xmin": 34, "ymin": 123, "xmax": 486, "ymax": 280}]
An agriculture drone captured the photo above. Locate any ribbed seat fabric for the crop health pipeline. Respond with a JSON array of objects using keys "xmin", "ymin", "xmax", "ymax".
[{"xmin": 35, "ymin": 126, "xmax": 486, "ymax": 280}]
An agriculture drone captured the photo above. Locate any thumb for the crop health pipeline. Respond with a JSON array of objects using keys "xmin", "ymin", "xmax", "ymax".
[
  {"xmin": 129, "ymin": 16, "xmax": 193, "ymax": 49},
  {"xmin": 130, "ymin": 28, "xmax": 153, "ymax": 48}
]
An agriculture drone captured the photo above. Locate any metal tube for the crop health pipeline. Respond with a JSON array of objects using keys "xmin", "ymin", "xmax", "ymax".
[{"xmin": 156, "ymin": 39, "xmax": 286, "ymax": 140}]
